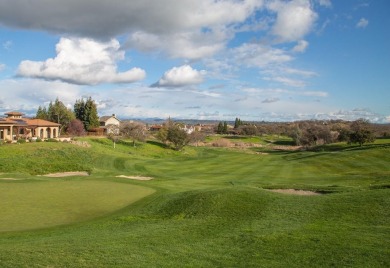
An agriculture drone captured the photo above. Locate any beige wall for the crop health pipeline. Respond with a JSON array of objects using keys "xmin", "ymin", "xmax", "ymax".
[
  {"xmin": 104, "ymin": 117, "xmax": 120, "ymax": 126},
  {"xmin": 0, "ymin": 126, "xmax": 59, "ymax": 140}
]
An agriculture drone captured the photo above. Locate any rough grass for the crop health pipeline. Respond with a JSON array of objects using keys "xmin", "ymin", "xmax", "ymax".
[{"xmin": 0, "ymin": 137, "xmax": 389, "ymax": 267}]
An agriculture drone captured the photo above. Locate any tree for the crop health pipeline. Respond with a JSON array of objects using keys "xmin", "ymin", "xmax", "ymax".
[
  {"xmin": 189, "ymin": 130, "xmax": 206, "ymax": 146},
  {"xmin": 234, "ymin": 117, "xmax": 243, "ymax": 129},
  {"xmin": 36, "ymin": 106, "xmax": 48, "ymax": 120},
  {"xmin": 167, "ymin": 125, "xmax": 189, "ymax": 150},
  {"xmin": 46, "ymin": 98, "xmax": 75, "ymax": 134},
  {"xmin": 120, "ymin": 122, "xmax": 147, "ymax": 147},
  {"xmin": 67, "ymin": 119, "xmax": 86, "ymax": 136},
  {"xmin": 216, "ymin": 122, "xmax": 224, "ymax": 134},
  {"xmin": 223, "ymin": 121, "xmax": 228, "ymax": 134},
  {"xmin": 74, "ymin": 97, "xmax": 99, "ymax": 131},
  {"xmin": 348, "ymin": 119, "xmax": 375, "ymax": 146}
]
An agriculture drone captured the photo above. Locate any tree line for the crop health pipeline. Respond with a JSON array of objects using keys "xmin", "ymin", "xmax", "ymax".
[{"xmin": 36, "ymin": 97, "xmax": 99, "ymax": 136}]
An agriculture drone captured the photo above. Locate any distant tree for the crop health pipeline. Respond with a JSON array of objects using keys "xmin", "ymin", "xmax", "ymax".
[
  {"xmin": 189, "ymin": 130, "xmax": 206, "ymax": 146},
  {"xmin": 167, "ymin": 125, "xmax": 189, "ymax": 150},
  {"xmin": 47, "ymin": 98, "xmax": 75, "ymax": 134},
  {"xmin": 234, "ymin": 118, "xmax": 243, "ymax": 129},
  {"xmin": 348, "ymin": 119, "xmax": 375, "ymax": 146},
  {"xmin": 240, "ymin": 125, "xmax": 258, "ymax": 136},
  {"xmin": 36, "ymin": 106, "xmax": 48, "ymax": 120},
  {"xmin": 67, "ymin": 119, "xmax": 86, "ymax": 136},
  {"xmin": 120, "ymin": 122, "xmax": 147, "ymax": 147},
  {"xmin": 156, "ymin": 117, "xmax": 174, "ymax": 144},
  {"xmin": 74, "ymin": 97, "xmax": 99, "ymax": 131},
  {"xmin": 216, "ymin": 122, "xmax": 224, "ymax": 134},
  {"xmin": 223, "ymin": 121, "xmax": 228, "ymax": 134}
]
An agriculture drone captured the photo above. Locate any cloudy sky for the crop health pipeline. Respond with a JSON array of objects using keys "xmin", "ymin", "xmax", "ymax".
[{"xmin": 0, "ymin": 0, "xmax": 389, "ymax": 122}]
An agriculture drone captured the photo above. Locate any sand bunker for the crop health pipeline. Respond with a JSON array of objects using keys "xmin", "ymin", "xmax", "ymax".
[
  {"xmin": 42, "ymin": 171, "xmax": 90, "ymax": 177},
  {"xmin": 267, "ymin": 189, "xmax": 320, "ymax": 196},
  {"xmin": 116, "ymin": 175, "xmax": 154, "ymax": 181}
]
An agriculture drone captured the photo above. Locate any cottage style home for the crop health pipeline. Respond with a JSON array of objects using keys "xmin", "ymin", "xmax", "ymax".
[
  {"xmin": 99, "ymin": 114, "xmax": 121, "ymax": 135},
  {"xmin": 0, "ymin": 112, "xmax": 60, "ymax": 141}
]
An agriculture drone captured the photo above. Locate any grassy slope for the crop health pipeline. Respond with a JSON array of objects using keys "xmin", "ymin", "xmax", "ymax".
[{"xmin": 0, "ymin": 138, "xmax": 389, "ymax": 267}]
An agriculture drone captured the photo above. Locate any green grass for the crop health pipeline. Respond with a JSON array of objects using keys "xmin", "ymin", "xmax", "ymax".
[
  {"xmin": 0, "ymin": 138, "xmax": 389, "ymax": 267},
  {"xmin": 0, "ymin": 179, "xmax": 155, "ymax": 232}
]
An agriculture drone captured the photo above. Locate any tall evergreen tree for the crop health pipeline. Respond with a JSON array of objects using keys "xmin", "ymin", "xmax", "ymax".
[
  {"xmin": 36, "ymin": 106, "xmax": 48, "ymax": 120},
  {"xmin": 74, "ymin": 97, "xmax": 99, "ymax": 131},
  {"xmin": 223, "ymin": 121, "xmax": 228, "ymax": 134}
]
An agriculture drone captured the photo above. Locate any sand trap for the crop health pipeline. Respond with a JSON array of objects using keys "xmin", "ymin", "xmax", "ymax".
[
  {"xmin": 116, "ymin": 175, "xmax": 154, "ymax": 181},
  {"xmin": 267, "ymin": 189, "xmax": 321, "ymax": 195},
  {"xmin": 42, "ymin": 171, "xmax": 90, "ymax": 177}
]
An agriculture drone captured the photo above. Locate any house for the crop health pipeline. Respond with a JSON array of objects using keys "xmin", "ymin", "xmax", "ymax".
[
  {"xmin": 0, "ymin": 111, "xmax": 60, "ymax": 141},
  {"xmin": 99, "ymin": 114, "xmax": 121, "ymax": 135}
]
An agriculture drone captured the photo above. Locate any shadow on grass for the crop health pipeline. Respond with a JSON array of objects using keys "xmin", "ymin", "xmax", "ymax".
[{"xmin": 146, "ymin": 140, "xmax": 169, "ymax": 149}]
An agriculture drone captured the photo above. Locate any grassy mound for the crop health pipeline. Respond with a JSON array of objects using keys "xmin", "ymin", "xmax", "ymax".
[{"xmin": 145, "ymin": 187, "xmax": 271, "ymax": 220}]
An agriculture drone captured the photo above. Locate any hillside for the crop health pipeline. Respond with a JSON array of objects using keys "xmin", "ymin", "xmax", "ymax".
[{"xmin": 0, "ymin": 138, "xmax": 389, "ymax": 267}]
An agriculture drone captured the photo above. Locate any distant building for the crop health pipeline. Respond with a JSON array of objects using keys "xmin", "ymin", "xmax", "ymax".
[
  {"xmin": 99, "ymin": 114, "xmax": 121, "ymax": 135},
  {"xmin": 0, "ymin": 111, "xmax": 60, "ymax": 141}
]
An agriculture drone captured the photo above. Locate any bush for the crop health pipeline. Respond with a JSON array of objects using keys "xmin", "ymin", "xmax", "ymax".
[
  {"xmin": 17, "ymin": 139, "xmax": 26, "ymax": 144},
  {"xmin": 47, "ymin": 138, "xmax": 59, "ymax": 142}
]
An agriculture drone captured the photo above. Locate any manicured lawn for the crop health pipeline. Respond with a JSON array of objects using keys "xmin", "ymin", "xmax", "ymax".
[
  {"xmin": 0, "ymin": 138, "xmax": 389, "ymax": 267},
  {"xmin": 0, "ymin": 179, "xmax": 155, "ymax": 232}
]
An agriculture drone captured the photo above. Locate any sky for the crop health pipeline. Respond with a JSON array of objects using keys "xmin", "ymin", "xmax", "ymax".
[{"xmin": 0, "ymin": 0, "xmax": 389, "ymax": 122}]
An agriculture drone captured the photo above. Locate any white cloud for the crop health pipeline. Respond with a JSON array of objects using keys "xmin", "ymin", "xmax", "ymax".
[
  {"xmin": 268, "ymin": 0, "xmax": 318, "ymax": 42},
  {"xmin": 0, "ymin": 79, "xmax": 81, "ymax": 115},
  {"xmin": 264, "ymin": 76, "xmax": 306, "ymax": 87},
  {"xmin": 17, "ymin": 37, "xmax": 145, "ymax": 85},
  {"xmin": 233, "ymin": 43, "xmax": 293, "ymax": 68},
  {"xmin": 153, "ymin": 65, "xmax": 206, "ymax": 87},
  {"xmin": 356, "ymin": 18, "xmax": 369, "ymax": 29},
  {"xmin": 317, "ymin": 0, "xmax": 332, "ymax": 8},
  {"xmin": 0, "ymin": 63, "xmax": 5, "ymax": 72},
  {"xmin": 292, "ymin": 40, "xmax": 309, "ymax": 53}
]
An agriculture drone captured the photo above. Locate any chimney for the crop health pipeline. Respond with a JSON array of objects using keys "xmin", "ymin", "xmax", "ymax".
[{"xmin": 112, "ymin": 114, "xmax": 116, "ymax": 118}]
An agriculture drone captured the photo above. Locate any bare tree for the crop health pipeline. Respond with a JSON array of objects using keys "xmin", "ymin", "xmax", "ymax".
[{"xmin": 120, "ymin": 122, "xmax": 147, "ymax": 147}]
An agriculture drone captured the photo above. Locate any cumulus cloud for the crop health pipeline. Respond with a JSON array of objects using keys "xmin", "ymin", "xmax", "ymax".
[
  {"xmin": 268, "ymin": 0, "xmax": 318, "ymax": 42},
  {"xmin": 127, "ymin": 30, "xmax": 227, "ymax": 60},
  {"xmin": 356, "ymin": 18, "xmax": 369, "ymax": 29},
  {"xmin": 17, "ymin": 37, "xmax": 145, "ymax": 85},
  {"xmin": 0, "ymin": 0, "xmax": 263, "ymax": 39},
  {"xmin": 153, "ymin": 65, "xmax": 206, "ymax": 87}
]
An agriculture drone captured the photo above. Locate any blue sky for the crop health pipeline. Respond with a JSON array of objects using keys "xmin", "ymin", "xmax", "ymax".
[{"xmin": 0, "ymin": 0, "xmax": 389, "ymax": 122}]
